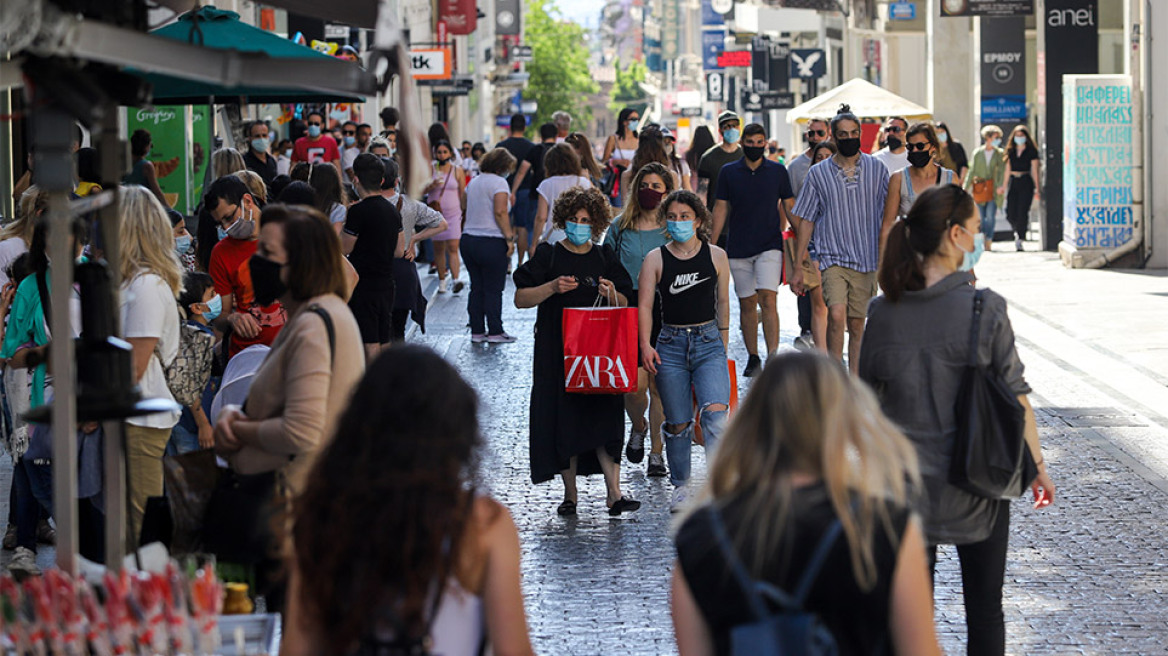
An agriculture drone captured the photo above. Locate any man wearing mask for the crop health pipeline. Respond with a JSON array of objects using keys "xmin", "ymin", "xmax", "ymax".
[
  {"xmin": 785, "ymin": 118, "xmax": 831, "ymax": 350},
  {"xmin": 340, "ymin": 120, "xmax": 362, "ymax": 184},
  {"xmin": 710, "ymin": 123, "xmax": 794, "ymax": 378},
  {"xmin": 696, "ymin": 111, "xmax": 743, "ymax": 247},
  {"xmin": 204, "ymin": 176, "xmax": 287, "ymax": 358},
  {"xmin": 291, "ymin": 110, "xmax": 342, "ymax": 179},
  {"xmin": 243, "ymin": 121, "xmax": 278, "ymax": 187},
  {"xmin": 873, "ymin": 116, "xmax": 909, "ymax": 173},
  {"xmin": 789, "ymin": 105, "xmax": 891, "ymax": 375}
]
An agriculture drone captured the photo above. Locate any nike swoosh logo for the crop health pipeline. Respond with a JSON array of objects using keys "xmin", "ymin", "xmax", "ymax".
[{"xmin": 669, "ymin": 277, "xmax": 710, "ymax": 295}]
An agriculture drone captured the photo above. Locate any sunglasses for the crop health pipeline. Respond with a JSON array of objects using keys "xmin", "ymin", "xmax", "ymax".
[
  {"xmin": 906, "ymin": 142, "xmax": 931, "ymax": 151},
  {"xmin": 886, "ymin": 126, "xmax": 905, "ymax": 134},
  {"xmin": 573, "ymin": 275, "xmax": 599, "ymax": 287},
  {"xmin": 807, "ymin": 129, "xmax": 826, "ymax": 137},
  {"xmin": 307, "ymin": 122, "xmax": 322, "ymax": 127},
  {"xmin": 343, "ymin": 130, "xmax": 356, "ymax": 135}
]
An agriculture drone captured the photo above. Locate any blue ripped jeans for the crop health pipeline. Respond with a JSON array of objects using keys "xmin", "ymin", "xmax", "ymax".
[{"xmin": 654, "ymin": 322, "xmax": 730, "ymax": 487}]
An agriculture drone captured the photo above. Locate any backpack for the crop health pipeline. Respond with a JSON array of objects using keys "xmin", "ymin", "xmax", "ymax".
[
  {"xmin": 708, "ymin": 507, "xmax": 842, "ymax": 656},
  {"xmin": 159, "ymin": 308, "xmax": 216, "ymax": 407}
]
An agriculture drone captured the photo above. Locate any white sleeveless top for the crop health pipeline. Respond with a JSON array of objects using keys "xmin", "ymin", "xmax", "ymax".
[
  {"xmin": 369, "ymin": 579, "xmax": 485, "ymax": 655},
  {"xmin": 899, "ymin": 166, "xmax": 955, "ymax": 215}
]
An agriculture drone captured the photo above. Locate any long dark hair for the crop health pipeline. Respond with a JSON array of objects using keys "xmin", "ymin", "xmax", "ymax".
[
  {"xmin": 616, "ymin": 107, "xmax": 639, "ymax": 138},
  {"xmin": 1004, "ymin": 124, "xmax": 1037, "ymax": 161},
  {"xmin": 292, "ymin": 346, "xmax": 483, "ymax": 651},
  {"xmin": 878, "ymin": 184, "xmax": 975, "ymax": 302},
  {"xmin": 629, "ymin": 127, "xmax": 670, "ymax": 179},
  {"xmin": 685, "ymin": 126, "xmax": 715, "ymax": 172},
  {"xmin": 308, "ymin": 163, "xmax": 346, "ymax": 217}
]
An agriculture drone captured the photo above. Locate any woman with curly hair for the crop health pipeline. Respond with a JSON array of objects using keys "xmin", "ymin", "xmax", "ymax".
[
  {"xmin": 284, "ymin": 346, "xmax": 534, "ymax": 656},
  {"xmin": 513, "ymin": 186, "xmax": 641, "ymax": 516}
]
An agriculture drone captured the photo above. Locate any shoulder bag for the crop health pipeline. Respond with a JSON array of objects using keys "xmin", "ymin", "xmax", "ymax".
[{"xmin": 949, "ymin": 290, "xmax": 1038, "ymax": 499}]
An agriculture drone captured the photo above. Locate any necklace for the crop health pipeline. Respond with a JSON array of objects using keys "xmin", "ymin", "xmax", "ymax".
[{"xmin": 670, "ymin": 240, "xmax": 700, "ymax": 258}]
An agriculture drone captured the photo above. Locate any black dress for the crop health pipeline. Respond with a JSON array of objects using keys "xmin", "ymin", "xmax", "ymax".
[{"xmin": 513, "ymin": 241, "xmax": 634, "ymax": 484}]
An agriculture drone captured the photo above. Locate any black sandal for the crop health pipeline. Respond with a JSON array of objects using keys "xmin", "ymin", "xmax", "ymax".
[
  {"xmin": 608, "ymin": 496, "xmax": 642, "ymax": 516},
  {"xmin": 557, "ymin": 500, "xmax": 577, "ymax": 516}
]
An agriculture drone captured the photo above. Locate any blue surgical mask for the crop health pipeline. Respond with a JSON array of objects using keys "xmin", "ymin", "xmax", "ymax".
[
  {"xmin": 991, "ymin": 138, "xmax": 1002, "ymax": 148},
  {"xmin": 344, "ymin": 136, "xmax": 356, "ymax": 147},
  {"xmin": 1014, "ymin": 135, "xmax": 1027, "ymax": 146},
  {"xmin": 667, "ymin": 220, "xmax": 695, "ymax": 243},
  {"xmin": 216, "ymin": 226, "xmax": 228, "ymax": 240},
  {"xmin": 307, "ymin": 124, "xmax": 322, "ymax": 138},
  {"xmin": 564, "ymin": 221, "xmax": 593, "ymax": 246},
  {"xmin": 722, "ymin": 128, "xmax": 740, "ymax": 144},
  {"xmin": 284, "ymin": 149, "xmax": 293, "ymax": 158},
  {"xmin": 202, "ymin": 294, "xmax": 222, "ymax": 322},
  {"xmin": 175, "ymin": 235, "xmax": 192, "ymax": 254},
  {"xmin": 957, "ymin": 226, "xmax": 985, "ymax": 272},
  {"xmin": 251, "ymin": 138, "xmax": 269, "ymax": 153},
  {"xmin": 628, "ymin": 120, "xmax": 640, "ymax": 133},
  {"xmin": 937, "ymin": 132, "xmax": 949, "ymax": 143}
]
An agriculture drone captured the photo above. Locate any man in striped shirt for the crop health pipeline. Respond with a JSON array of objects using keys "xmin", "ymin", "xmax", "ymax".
[{"xmin": 789, "ymin": 105, "xmax": 894, "ymax": 374}]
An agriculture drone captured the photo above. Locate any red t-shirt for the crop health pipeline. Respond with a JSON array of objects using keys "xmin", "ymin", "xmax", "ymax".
[
  {"xmin": 292, "ymin": 135, "xmax": 340, "ymax": 164},
  {"xmin": 209, "ymin": 237, "xmax": 287, "ymax": 357}
]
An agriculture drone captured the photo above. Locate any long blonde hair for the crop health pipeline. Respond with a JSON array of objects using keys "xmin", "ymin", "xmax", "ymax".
[
  {"xmin": 5, "ymin": 186, "xmax": 47, "ymax": 245},
  {"xmin": 233, "ymin": 169, "xmax": 268, "ymax": 204},
  {"xmin": 119, "ymin": 185, "xmax": 184, "ymax": 296},
  {"xmin": 212, "ymin": 147, "xmax": 246, "ymax": 180},
  {"xmin": 689, "ymin": 351, "xmax": 920, "ymax": 591}
]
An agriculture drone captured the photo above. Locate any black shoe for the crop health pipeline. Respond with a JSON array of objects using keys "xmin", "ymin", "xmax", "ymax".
[
  {"xmin": 608, "ymin": 496, "xmax": 642, "ymax": 516},
  {"xmin": 646, "ymin": 453, "xmax": 667, "ymax": 477},
  {"xmin": 743, "ymin": 354, "xmax": 762, "ymax": 377},
  {"xmin": 557, "ymin": 500, "xmax": 577, "ymax": 516}
]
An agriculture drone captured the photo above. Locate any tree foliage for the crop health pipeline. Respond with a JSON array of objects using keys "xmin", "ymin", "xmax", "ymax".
[
  {"xmin": 523, "ymin": 0, "xmax": 598, "ymax": 134},
  {"xmin": 609, "ymin": 58, "xmax": 647, "ymax": 112}
]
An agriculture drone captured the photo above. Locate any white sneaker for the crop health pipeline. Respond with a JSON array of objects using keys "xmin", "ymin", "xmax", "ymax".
[
  {"xmin": 486, "ymin": 333, "xmax": 517, "ymax": 343},
  {"xmin": 471, "ymin": 333, "xmax": 487, "ymax": 343},
  {"xmin": 438, "ymin": 278, "xmax": 448, "ymax": 293},
  {"xmin": 1015, "ymin": 238, "xmax": 1023, "ymax": 251},
  {"xmin": 794, "ymin": 333, "xmax": 814, "ymax": 350},
  {"xmin": 671, "ymin": 485, "xmax": 690, "ymax": 514},
  {"xmin": 8, "ymin": 547, "xmax": 39, "ymax": 576}
]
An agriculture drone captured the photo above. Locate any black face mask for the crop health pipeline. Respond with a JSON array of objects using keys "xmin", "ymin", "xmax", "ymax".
[
  {"xmin": 249, "ymin": 255, "xmax": 287, "ymax": 306},
  {"xmin": 742, "ymin": 145, "xmax": 766, "ymax": 162},
  {"xmin": 907, "ymin": 150, "xmax": 933, "ymax": 168},
  {"xmin": 836, "ymin": 138, "xmax": 862, "ymax": 157},
  {"xmin": 886, "ymin": 136, "xmax": 903, "ymax": 151}
]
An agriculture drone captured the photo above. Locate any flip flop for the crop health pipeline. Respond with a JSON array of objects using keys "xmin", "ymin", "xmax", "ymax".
[
  {"xmin": 557, "ymin": 500, "xmax": 577, "ymax": 516},
  {"xmin": 608, "ymin": 496, "xmax": 642, "ymax": 516}
]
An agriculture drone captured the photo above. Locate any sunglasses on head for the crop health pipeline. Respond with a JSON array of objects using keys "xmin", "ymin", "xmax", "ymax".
[{"xmin": 906, "ymin": 142, "xmax": 931, "ymax": 151}]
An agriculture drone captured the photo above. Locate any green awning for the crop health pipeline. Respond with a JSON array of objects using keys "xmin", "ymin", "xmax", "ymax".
[{"xmin": 141, "ymin": 6, "xmax": 366, "ymax": 105}]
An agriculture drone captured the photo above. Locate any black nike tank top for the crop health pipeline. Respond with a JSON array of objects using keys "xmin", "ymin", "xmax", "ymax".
[{"xmin": 656, "ymin": 242, "xmax": 717, "ymax": 326}]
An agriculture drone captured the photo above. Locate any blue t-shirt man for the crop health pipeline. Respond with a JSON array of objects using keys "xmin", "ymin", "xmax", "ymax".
[{"xmin": 714, "ymin": 157, "xmax": 794, "ymax": 259}]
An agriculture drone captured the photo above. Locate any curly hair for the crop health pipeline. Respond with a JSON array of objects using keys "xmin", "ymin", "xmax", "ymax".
[
  {"xmin": 292, "ymin": 346, "xmax": 482, "ymax": 651},
  {"xmin": 657, "ymin": 189, "xmax": 712, "ymax": 242},
  {"xmin": 551, "ymin": 186, "xmax": 611, "ymax": 240}
]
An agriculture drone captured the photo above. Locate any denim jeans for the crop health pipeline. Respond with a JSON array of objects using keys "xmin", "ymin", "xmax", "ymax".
[
  {"xmin": 460, "ymin": 235, "xmax": 509, "ymax": 335},
  {"xmin": 977, "ymin": 201, "xmax": 997, "ymax": 240},
  {"xmin": 654, "ymin": 321, "xmax": 730, "ymax": 487}
]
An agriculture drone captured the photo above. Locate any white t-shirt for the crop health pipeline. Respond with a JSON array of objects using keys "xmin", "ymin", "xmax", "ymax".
[
  {"xmin": 341, "ymin": 146, "xmax": 362, "ymax": 183},
  {"xmin": 0, "ymin": 237, "xmax": 28, "ymax": 288},
  {"xmin": 120, "ymin": 273, "xmax": 180, "ymax": 429},
  {"xmin": 874, "ymin": 147, "xmax": 909, "ymax": 174},
  {"xmin": 538, "ymin": 175, "xmax": 593, "ymax": 243},
  {"xmin": 463, "ymin": 174, "xmax": 511, "ymax": 238},
  {"xmin": 329, "ymin": 202, "xmax": 347, "ymax": 225}
]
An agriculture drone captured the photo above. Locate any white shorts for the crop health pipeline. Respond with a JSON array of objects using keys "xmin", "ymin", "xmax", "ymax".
[{"xmin": 729, "ymin": 250, "xmax": 782, "ymax": 298}]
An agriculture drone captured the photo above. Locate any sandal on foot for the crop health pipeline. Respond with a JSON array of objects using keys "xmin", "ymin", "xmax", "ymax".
[
  {"xmin": 607, "ymin": 496, "xmax": 642, "ymax": 516},
  {"xmin": 556, "ymin": 500, "xmax": 577, "ymax": 516}
]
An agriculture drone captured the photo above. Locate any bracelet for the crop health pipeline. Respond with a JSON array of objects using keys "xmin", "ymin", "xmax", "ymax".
[
  {"xmin": 718, "ymin": 326, "xmax": 729, "ymax": 331},
  {"xmin": 1035, "ymin": 457, "xmax": 1045, "ymax": 466}
]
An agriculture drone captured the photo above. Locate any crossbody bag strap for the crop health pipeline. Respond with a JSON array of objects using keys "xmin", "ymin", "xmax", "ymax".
[
  {"xmin": 967, "ymin": 290, "xmax": 985, "ymax": 369},
  {"xmin": 306, "ymin": 305, "xmax": 336, "ymax": 363},
  {"xmin": 791, "ymin": 519, "xmax": 843, "ymax": 606}
]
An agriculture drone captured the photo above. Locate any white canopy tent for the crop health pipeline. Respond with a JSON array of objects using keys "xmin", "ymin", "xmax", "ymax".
[{"xmin": 786, "ymin": 78, "xmax": 933, "ymax": 125}]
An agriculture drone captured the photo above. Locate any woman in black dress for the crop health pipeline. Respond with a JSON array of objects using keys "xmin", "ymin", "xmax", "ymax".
[
  {"xmin": 998, "ymin": 124, "xmax": 1041, "ymax": 251},
  {"xmin": 514, "ymin": 186, "xmax": 642, "ymax": 517}
]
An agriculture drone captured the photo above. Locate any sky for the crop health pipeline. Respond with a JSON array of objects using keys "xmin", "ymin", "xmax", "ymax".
[{"xmin": 552, "ymin": 0, "xmax": 606, "ymax": 29}]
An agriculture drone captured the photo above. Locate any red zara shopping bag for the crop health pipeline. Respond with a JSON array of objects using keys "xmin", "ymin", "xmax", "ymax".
[{"xmin": 562, "ymin": 306, "xmax": 638, "ymax": 394}]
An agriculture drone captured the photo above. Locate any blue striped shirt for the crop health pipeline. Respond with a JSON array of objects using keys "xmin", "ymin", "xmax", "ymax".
[{"xmin": 792, "ymin": 153, "xmax": 890, "ymax": 273}]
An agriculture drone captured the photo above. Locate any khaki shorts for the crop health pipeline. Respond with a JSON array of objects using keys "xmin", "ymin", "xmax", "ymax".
[
  {"xmin": 782, "ymin": 239, "xmax": 821, "ymax": 290},
  {"xmin": 821, "ymin": 266, "xmax": 877, "ymax": 319}
]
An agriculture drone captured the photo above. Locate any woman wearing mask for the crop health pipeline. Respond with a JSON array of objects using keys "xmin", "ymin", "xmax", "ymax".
[
  {"xmin": 531, "ymin": 144, "xmax": 593, "ymax": 250},
  {"xmin": 684, "ymin": 126, "xmax": 715, "ymax": 194},
  {"xmin": 309, "ymin": 163, "xmax": 348, "ymax": 234},
  {"xmin": 619, "ymin": 126, "xmax": 682, "ymax": 206},
  {"xmin": 461, "ymin": 148, "xmax": 518, "ymax": 343},
  {"xmin": 661, "ymin": 128, "xmax": 693, "ymax": 192},
  {"xmin": 672, "ymin": 351, "xmax": 940, "ymax": 656},
  {"xmin": 566, "ymin": 133, "xmax": 604, "ymax": 189},
  {"xmin": 603, "ymin": 163, "xmax": 674, "ymax": 478},
  {"xmin": 425, "ymin": 140, "xmax": 468, "ymax": 294},
  {"xmin": 935, "ymin": 122, "xmax": 969, "ymax": 183},
  {"xmin": 168, "ymin": 209, "xmax": 198, "ymax": 273},
  {"xmin": 513, "ymin": 187, "xmax": 640, "ymax": 517},
  {"xmin": 275, "ymin": 139, "xmax": 294, "ymax": 177},
  {"xmin": 861, "ymin": 185, "xmax": 1056, "ymax": 656},
  {"xmin": 883, "ymin": 122, "xmax": 956, "ymax": 224},
  {"xmin": 998, "ymin": 125, "xmax": 1041, "ymax": 251},
  {"xmin": 601, "ymin": 108, "xmax": 641, "ymax": 207},
  {"xmin": 964, "ymin": 126, "xmax": 1006, "ymax": 251},
  {"xmin": 637, "ymin": 190, "xmax": 731, "ymax": 513},
  {"xmin": 284, "ymin": 347, "xmax": 534, "ymax": 656}
]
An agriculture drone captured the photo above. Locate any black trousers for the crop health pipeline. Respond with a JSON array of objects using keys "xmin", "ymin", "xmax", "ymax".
[
  {"xmin": 797, "ymin": 293, "xmax": 812, "ymax": 334},
  {"xmin": 1005, "ymin": 176, "xmax": 1034, "ymax": 240},
  {"xmin": 928, "ymin": 500, "xmax": 1011, "ymax": 656}
]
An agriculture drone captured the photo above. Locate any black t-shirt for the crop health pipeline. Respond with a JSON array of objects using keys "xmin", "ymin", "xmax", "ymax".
[
  {"xmin": 524, "ymin": 142, "xmax": 555, "ymax": 199},
  {"xmin": 697, "ymin": 145, "xmax": 743, "ymax": 211},
  {"xmin": 497, "ymin": 136, "xmax": 535, "ymax": 189},
  {"xmin": 1008, "ymin": 144, "xmax": 1038, "ymax": 174},
  {"xmin": 343, "ymin": 195, "xmax": 402, "ymax": 281},
  {"xmin": 675, "ymin": 484, "xmax": 911, "ymax": 655},
  {"xmin": 243, "ymin": 150, "xmax": 278, "ymax": 188}
]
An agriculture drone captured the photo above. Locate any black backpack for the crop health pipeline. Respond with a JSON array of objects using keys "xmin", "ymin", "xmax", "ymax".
[{"xmin": 708, "ymin": 507, "xmax": 842, "ymax": 656}]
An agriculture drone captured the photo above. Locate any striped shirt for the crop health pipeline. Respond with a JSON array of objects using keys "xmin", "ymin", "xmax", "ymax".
[{"xmin": 792, "ymin": 153, "xmax": 890, "ymax": 273}]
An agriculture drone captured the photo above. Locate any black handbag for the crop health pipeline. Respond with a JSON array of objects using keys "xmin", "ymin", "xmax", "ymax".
[{"xmin": 950, "ymin": 290, "xmax": 1038, "ymax": 499}]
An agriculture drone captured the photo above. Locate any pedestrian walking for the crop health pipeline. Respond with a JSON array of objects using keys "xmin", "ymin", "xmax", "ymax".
[
  {"xmin": 425, "ymin": 140, "xmax": 468, "ymax": 293},
  {"xmin": 964, "ymin": 125, "xmax": 1006, "ymax": 251},
  {"xmin": 512, "ymin": 125, "xmax": 559, "ymax": 246},
  {"xmin": 291, "ymin": 111, "xmax": 342, "ymax": 179},
  {"xmin": 790, "ymin": 104, "xmax": 892, "ymax": 375},
  {"xmin": 122, "ymin": 129, "xmax": 170, "ymax": 207},
  {"xmin": 342, "ymin": 154, "xmax": 405, "ymax": 360},
  {"xmin": 340, "ymin": 120, "xmax": 362, "ymax": 184},
  {"xmin": 275, "ymin": 139, "xmax": 294, "ymax": 177},
  {"xmin": 603, "ymin": 162, "xmax": 674, "ymax": 478},
  {"xmin": 710, "ymin": 121, "xmax": 794, "ymax": 377},
  {"xmin": 662, "ymin": 128, "xmax": 692, "ymax": 191},
  {"xmin": 883, "ymin": 122, "xmax": 957, "ymax": 224},
  {"xmin": 696, "ymin": 112, "xmax": 743, "ymax": 247},
  {"xmin": 565, "ymin": 132, "xmax": 604, "ymax": 189},
  {"xmin": 211, "ymin": 147, "xmax": 246, "ymax": 181},
  {"xmin": 461, "ymin": 148, "xmax": 519, "ymax": 344},
  {"xmin": 638, "ymin": 190, "xmax": 731, "ymax": 512},
  {"xmin": 861, "ymin": 184, "xmax": 1056, "ymax": 656},
  {"xmin": 672, "ymin": 350, "xmax": 941, "ymax": 656},
  {"xmin": 496, "ymin": 115, "xmax": 536, "ymax": 267},
  {"xmin": 684, "ymin": 126, "xmax": 715, "ymax": 194},
  {"xmin": 552, "ymin": 110, "xmax": 572, "ymax": 142},
  {"xmin": 619, "ymin": 125, "xmax": 682, "ymax": 205},
  {"xmin": 601, "ymin": 107, "xmax": 641, "ymax": 207},
  {"xmin": 243, "ymin": 121, "xmax": 277, "ymax": 187},
  {"xmin": 531, "ymin": 143, "xmax": 592, "ymax": 249},
  {"xmin": 999, "ymin": 125, "xmax": 1041, "ymax": 251},
  {"xmin": 785, "ymin": 119, "xmax": 832, "ymax": 350},
  {"xmin": 936, "ymin": 121, "xmax": 970, "ymax": 182},
  {"xmin": 873, "ymin": 116, "xmax": 910, "ymax": 173},
  {"xmin": 283, "ymin": 346, "xmax": 534, "ymax": 656},
  {"xmin": 513, "ymin": 187, "xmax": 641, "ymax": 516},
  {"xmin": 234, "ymin": 169, "xmax": 269, "ymax": 205},
  {"xmin": 309, "ymin": 163, "xmax": 348, "ymax": 234}
]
